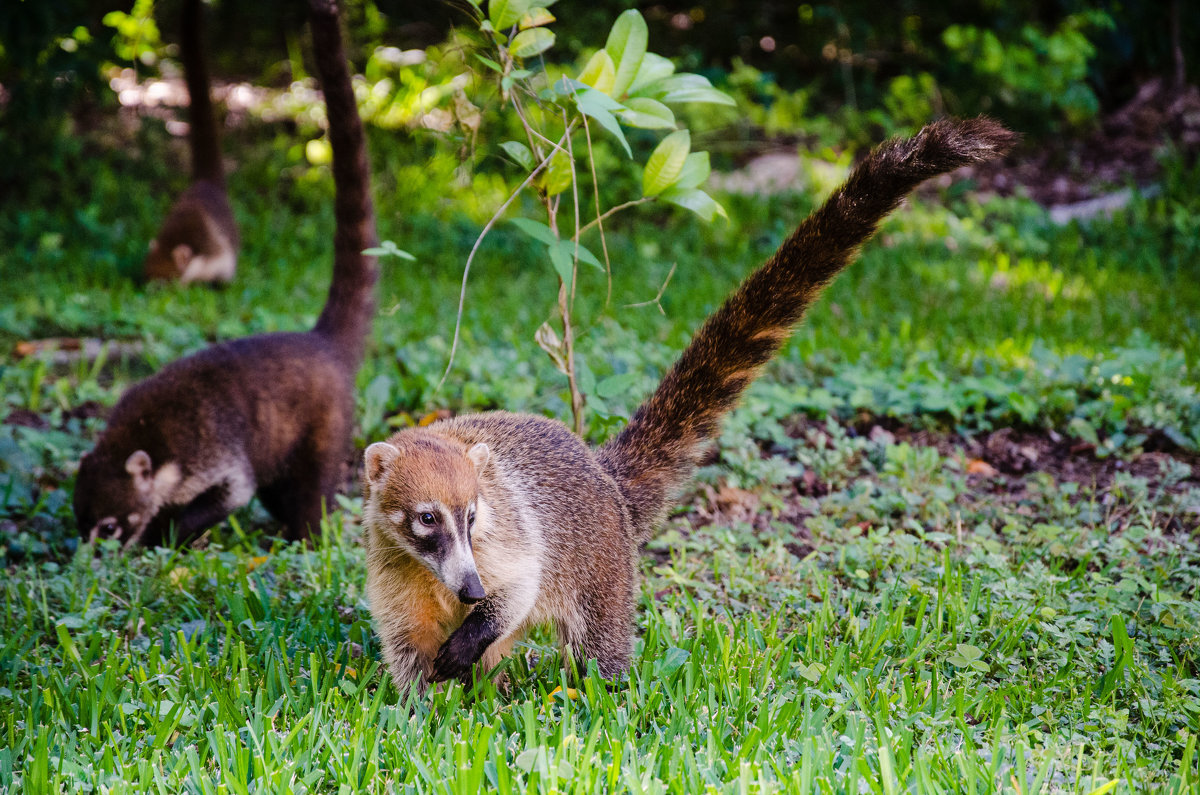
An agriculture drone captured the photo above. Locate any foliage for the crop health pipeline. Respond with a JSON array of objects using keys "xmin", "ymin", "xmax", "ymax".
[
  {"xmin": 427, "ymin": 3, "xmax": 735, "ymax": 434},
  {"xmin": 1, "ymin": 423, "xmax": 1198, "ymax": 791}
]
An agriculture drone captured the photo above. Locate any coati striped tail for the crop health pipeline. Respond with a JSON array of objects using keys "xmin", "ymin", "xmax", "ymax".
[
  {"xmin": 309, "ymin": 0, "xmax": 380, "ymax": 370},
  {"xmin": 598, "ymin": 117, "xmax": 1017, "ymax": 540}
]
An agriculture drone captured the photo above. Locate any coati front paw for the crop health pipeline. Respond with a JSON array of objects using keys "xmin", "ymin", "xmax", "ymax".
[
  {"xmin": 430, "ymin": 632, "xmax": 484, "ymax": 683},
  {"xmin": 429, "ymin": 615, "xmax": 499, "ymax": 683}
]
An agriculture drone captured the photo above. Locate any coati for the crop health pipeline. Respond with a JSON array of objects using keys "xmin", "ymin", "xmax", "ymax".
[
  {"xmin": 74, "ymin": 0, "xmax": 378, "ymax": 547},
  {"xmin": 362, "ymin": 118, "xmax": 1016, "ymax": 690},
  {"xmin": 144, "ymin": 0, "xmax": 240, "ymax": 285}
]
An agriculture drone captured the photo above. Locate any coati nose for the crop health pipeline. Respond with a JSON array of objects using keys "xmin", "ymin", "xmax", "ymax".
[{"xmin": 458, "ymin": 573, "xmax": 486, "ymax": 604}]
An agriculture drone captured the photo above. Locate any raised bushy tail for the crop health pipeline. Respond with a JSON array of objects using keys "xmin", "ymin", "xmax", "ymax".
[
  {"xmin": 181, "ymin": 0, "xmax": 223, "ymax": 184},
  {"xmin": 309, "ymin": 0, "xmax": 380, "ymax": 370},
  {"xmin": 597, "ymin": 117, "xmax": 1017, "ymax": 539}
]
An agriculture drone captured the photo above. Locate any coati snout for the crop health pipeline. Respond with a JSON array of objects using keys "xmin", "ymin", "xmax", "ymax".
[
  {"xmin": 363, "ymin": 434, "xmax": 491, "ymax": 605},
  {"xmin": 74, "ymin": 449, "xmax": 174, "ymax": 547}
]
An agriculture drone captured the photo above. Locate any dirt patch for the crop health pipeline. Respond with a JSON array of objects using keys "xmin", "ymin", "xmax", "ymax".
[
  {"xmin": 963, "ymin": 78, "xmax": 1200, "ymax": 206},
  {"xmin": 677, "ymin": 415, "xmax": 1200, "ymax": 547}
]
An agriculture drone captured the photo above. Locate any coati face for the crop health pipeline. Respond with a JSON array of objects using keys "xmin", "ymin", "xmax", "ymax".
[
  {"xmin": 74, "ymin": 449, "xmax": 177, "ymax": 547},
  {"xmin": 362, "ymin": 432, "xmax": 490, "ymax": 605}
]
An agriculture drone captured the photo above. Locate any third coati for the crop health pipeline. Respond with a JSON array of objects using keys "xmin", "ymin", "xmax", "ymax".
[
  {"xmin": 74, "ymin": 0, "xmax": 377, "ymax": 547},
  {"xmin": 362, "ymin": 118, "xmax": 1016, "ymax": 690},
  {"xmin": 144, "ymin": 0, "xmax": 240, "ymax": 285}
]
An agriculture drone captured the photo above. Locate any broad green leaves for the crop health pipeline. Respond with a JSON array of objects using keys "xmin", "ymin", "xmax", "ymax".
[
  {"xmin": 467, "ymin": 4, "xmax": 732, "ymax": 430},
  {"xmin": 642, "ymin": 130, "xmax": 691, "ymax": 196},
  {"xmin": 500, "ymin": 140, "xmax": 535, "ymax": 171},
  {"xmin": 648, "ymin": 74, "xmax": 736, "ymax": 106},
  {"xmin": 488, "ymin": 0, "xmax": 558, "ymax": 31},
  {"xmin": 616, "ymin": 97, "xmax": 675, "ymax": 130},
  {"xmin": 510, "ymin": 28, "xmax": 555, "ymax": 59},
  {"xmin": 574, "ymin": 88, "xmax": 631, "ymax": 157},
  {"xmin": 578, "ymin": 50, "xmax": 616, "ymax": 94},
  {"xmin": 604, "ymin": 10, "xmax": 648, "ymax": 98},
  {"xmin": 645, "ymin": 142, "xmax": 725, "ymax": 219},
  {"xmin": 510, "ymin": 219, "xmax": 601, "ymax": 289}
]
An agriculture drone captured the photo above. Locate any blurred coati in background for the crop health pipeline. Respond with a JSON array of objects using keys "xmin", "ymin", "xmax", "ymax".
[
  {"xmin": 144, "ymin": 0, "xmax": 239, "ymax": 285},
  {"xmin": 360, "ymin": 118, "xmax": 1017, "ymax": 691},
  {"xmin": 75, "ymin": 0, "xmax": 378, "ymax": 547}
]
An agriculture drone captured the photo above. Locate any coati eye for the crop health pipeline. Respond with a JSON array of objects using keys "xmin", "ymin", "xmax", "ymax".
[
  {"xmin": 419, "ymin": 512, "xmax": 437, "ymax": 527},
  {"xmin": 467, "ymin": 510, "xmax": 476, "ymax": 527},
  {"xmin": 98, "ymin": 519, "xmax": 119, "ymax": 534}
]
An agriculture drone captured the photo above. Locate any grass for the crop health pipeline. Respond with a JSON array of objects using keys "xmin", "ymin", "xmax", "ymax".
[{"xmin": 1, "ymin": 113, "xmax": 1198, "ymax": 792}]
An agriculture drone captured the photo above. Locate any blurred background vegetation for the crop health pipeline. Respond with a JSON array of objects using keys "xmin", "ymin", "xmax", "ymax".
[{"xmin": 2, "ymin": 0, "xmax": 1197, "ymax": 202}]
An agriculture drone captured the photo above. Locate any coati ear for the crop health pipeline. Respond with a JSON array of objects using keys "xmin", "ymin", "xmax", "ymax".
[
  {"xmin": 171, "ymin": 244, "xmax": 194, "ymax": 270},
  {"xmin": 148, "ymin": 239, "xmax": 159, "ymax": 253},
  {"xmin": 466, "ymin": 442, "xmax": 490, "ymax": 473},
  {"xmin": 364, "ymin": 442, "xmax": 400, "ymax": 487},
  {"xmin": 125, "ymin": 450, "xmax": 154, "ymax": 493}
]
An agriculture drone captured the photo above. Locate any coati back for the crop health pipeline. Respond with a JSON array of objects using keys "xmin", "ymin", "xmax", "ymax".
[
  {"xmin": 74, "ymin": 0, "xmax": 378, "ymax": 547},
  {"xmin": 362, "ymin": 118, "xmax": 1016, "ymax": 690},
  {"xmin": 144, "ymin": 0, "xmax": 239, "ymax": 285}
]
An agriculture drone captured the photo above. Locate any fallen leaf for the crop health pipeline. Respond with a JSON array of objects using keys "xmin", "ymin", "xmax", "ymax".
[{"xmin": 967, "ymin": 459, "xmax": 999, "ymax": 477}]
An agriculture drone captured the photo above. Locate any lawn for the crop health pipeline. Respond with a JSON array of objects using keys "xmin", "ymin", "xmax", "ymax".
[{"xmin": 1, "ymin": 119, "xmax": 1198, "ymax": 792}]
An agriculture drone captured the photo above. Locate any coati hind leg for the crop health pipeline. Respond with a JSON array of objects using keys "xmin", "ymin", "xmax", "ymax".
[
  {"xmin": 257, "ymin": 472, "xmax": 331, "ymax": 541},
  {"xmin": 561, "ymin": 580, "xmax": 637, "ymax": 681},
  {"xmin": 257, "ymin": 411, "xmax": 348, "ymax": 540}
]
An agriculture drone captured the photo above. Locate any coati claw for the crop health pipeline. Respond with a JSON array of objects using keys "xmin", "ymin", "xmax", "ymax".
[{"xmin": 430, "ymin": 635, "xmax": 481, "ymax": 683}]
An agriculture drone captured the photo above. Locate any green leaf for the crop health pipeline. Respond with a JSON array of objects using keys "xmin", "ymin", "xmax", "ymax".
[
  {"xmin": 955, "ymin": 643, "xmax": 983, "ymax": 662},
  {"xmin": 616, "ymin": 97, "xmax": 675, "ymax": 129},
  {"xmin": 474, "ymin": 54, "xmax": 503, "ymax": 72},
  {"xmin": 510, "ymin": 28, "xmax": 555, "ymax": 58},
  {"xmin": 362, "ymin": 240, "xmax": 416, "ymax": 260},
  {"xmin": 596, "ymin": 372, "xmax": 638, "ymax": 398},
  {"xmin": 575, "ymin": 358, "xmax": 596, "ymax": 394},
  {"xmin": 658, "ymin": 646, "xmax": 690, "ymax": 675},
  {"xmin": 578, "ymin": 50, "xmax": 616, "ymax": 94},
  {"xmin": 514, "ymin": 748, "xmax": 539, "ymax": 773},
  {"xmin": 517, "ymin": 7, "xmax": 555, "ymax": 29},
  {"xmin": 489, "ymin": 0, "xmax": 531, "ymax": 30},
  {"xmin": 660, "ymin": 186, "xmax": 726, "ymax": 222},
  {"xmin": 1067, "ymin": 416, "xmax": 1100, "ymax": 446},
  {"xmin": 500, "ymin": 140, "xmax": 535, "ymax": 171},
  {"xmin": 604, "ymin": 9, "xmax": 648, "ymax": 97},
  {"xmin": 649, "ymin": 74, "xmax": 736, "ymax": 106},
  {"xmin": 628, "ymin": 52, "xmax": 675, "ymax": 95},
  {"xmin": 537, "ymin": 149, "xmax": 573, "ymax": 196},
  {"xmin": 642, "ymin": 130, "xmax": 690, "ymax": 196},
  {"xmin": 575, "ymin": 88, "xmax": 631, "ymax": 157},
  {"xmin": 509, "ymin": 217, "xmax": 557, "ymax": 246},
  {"xmin": 548, "ymin": 241, "xmax": 574, "ymax": 288},
  {"xmin": 674, "ymin": 151, "xmax": 710, "ymax": 189},
  {"xmin": 548, "ymin": 239, "xmax": 601, "ymax": 270}
]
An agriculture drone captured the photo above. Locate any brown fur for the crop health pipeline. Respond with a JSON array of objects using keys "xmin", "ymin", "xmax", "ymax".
[
  {"xmin": 364, "ymin": 118, "xmax": 1017, "ymax": 692},
  {"xmin": 74, "ymin": 0, "xmax": 378, "ymax": 546},
  {"xmin": 144, "ymin": 0, "xmax": 239, "ymax": 285}
]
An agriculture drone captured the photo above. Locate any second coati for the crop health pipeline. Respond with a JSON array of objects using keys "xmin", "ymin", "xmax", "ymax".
[
  {"xmin": 144, "ymin": 0, "xmax": 240, "ymax": 285},
  {"xmin": 362, "ymin": 118, "xmax": 1016, "ymax": 690},
  {"xmin": 74, "ymin": 0, "xmax": 377, "ymax": 547}
]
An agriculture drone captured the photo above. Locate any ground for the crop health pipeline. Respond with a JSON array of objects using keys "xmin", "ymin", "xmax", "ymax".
[{"xmin": 1, "ymin": 86, "xmax": 1199, "ymax": 791}]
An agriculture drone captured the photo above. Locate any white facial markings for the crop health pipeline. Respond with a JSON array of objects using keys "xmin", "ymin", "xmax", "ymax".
[{"xmin": 441, "ymin": 530, "xmax": 482, "ymax": 596}]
